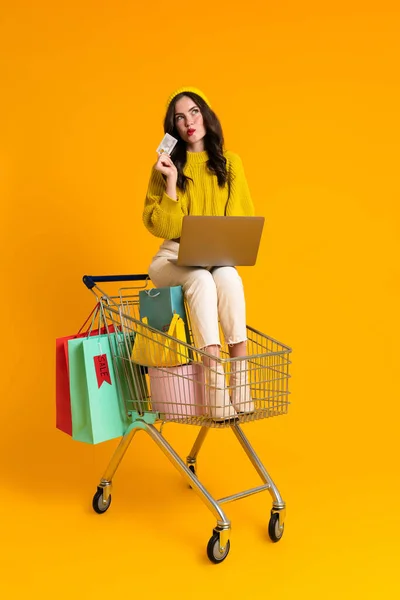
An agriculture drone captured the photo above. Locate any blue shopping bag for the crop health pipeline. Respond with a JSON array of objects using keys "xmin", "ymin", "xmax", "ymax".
[
  {"xmin": 139, "ymin": 286, "xmax": 187, "ymax": 333},
  {"xmin": 68, "ymin": 333, "xmax": 129, "ymax": 444}
]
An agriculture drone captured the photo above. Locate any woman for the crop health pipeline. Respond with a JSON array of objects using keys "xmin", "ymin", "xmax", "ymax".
[{"xmin": 143, "ymin": 86, "xmax": 255, "ymax": 420}]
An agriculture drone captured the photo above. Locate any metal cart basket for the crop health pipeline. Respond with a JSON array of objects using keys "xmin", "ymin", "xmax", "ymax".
[{"xmin": 83, "ymin": 274, "xmax": 292, "ymax": 564}]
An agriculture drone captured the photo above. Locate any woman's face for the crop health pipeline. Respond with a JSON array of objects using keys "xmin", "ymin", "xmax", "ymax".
[{"xmin": 174, "ymin": 95, "xmax": 206, "ymax": 150}]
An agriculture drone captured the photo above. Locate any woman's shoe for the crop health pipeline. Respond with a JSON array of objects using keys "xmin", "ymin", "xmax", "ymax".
[
  {"xmin": 206, "ymin": 364, "xmax": 237, "ymax": 421},
  {"xmin": 230, "ymin": 361, "xmax": 255, "ymax": 414}
]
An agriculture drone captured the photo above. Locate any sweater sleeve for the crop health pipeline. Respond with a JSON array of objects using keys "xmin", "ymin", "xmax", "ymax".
[
  {"xmin": 142, "ymin": 167, "xmax": 184, "ymax": 239},
  {"xmin": 225, "ymin": 152, "xmax": 255, "ymax": 216}
]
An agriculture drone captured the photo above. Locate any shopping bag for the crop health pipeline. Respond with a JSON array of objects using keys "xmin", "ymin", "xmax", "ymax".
[
  {"xmin": 56, "ymin": 324, "xmax": 116, "ymax": 436},
  {"xmin": 68, "ymin": 333, "xmax": 128, "ymax": 444},
  {"xmin": 131, "ymin": 314, "xmax": 190, "ymax": 367},
  {"xmin": 108, "ymin": 330, "xmax": 150, "ymax": 414},
  {"xmin": 56, "ymin": 335, "xmax": 74, "ymax": 435},
  {"xmin": 149, "ymin": 364, "xmax": 206, "ymax": 420},
  {"xmin": 139, "ymin": 286, "xmax": 187, "ymax": 333}
]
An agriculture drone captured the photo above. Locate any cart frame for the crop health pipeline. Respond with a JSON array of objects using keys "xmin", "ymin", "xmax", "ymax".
[{"xmin": 83, "ymin": 274, "xmax": 291, "ymax": 563}]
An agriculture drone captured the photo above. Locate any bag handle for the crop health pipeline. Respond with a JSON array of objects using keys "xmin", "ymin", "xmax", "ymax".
[
  {"xmin": 174, "ymin": 315, "xmax": 187, "ymax": 343},
  {"xmin": 76, "ymin": 305, "xmax": 99, "ymax": 336},
  {"xmin": 140, "ymin": 314, "xmax": 185, "ymax": 342},
  {"xmin": 145, "ymin": 289, "xmax": 161, "ymax": 298},
  {"xmin": 167, "ymin": 313, "xmax": 181, "ymax": 337}
]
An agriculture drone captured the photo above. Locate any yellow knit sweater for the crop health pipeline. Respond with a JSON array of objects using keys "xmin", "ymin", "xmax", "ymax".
[{"xmin": 143, "ymin": 150, "xmax": 255, "ymax": 239}]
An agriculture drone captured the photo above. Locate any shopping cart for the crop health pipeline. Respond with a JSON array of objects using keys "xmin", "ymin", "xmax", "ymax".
[{"xmin": 83, "ymin": 274, "xmax": 292, "ymax": 564}]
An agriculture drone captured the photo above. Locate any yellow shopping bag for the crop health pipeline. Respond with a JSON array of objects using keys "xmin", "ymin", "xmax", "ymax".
[{"xmin": 131, "ymin": 313, "xmax": 190, "ymax": 367}]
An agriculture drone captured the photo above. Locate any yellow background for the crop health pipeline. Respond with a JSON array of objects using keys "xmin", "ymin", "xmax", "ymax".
[{"xmin": 1, "ymin": 1, "xmax": 399, "ymax": 597}]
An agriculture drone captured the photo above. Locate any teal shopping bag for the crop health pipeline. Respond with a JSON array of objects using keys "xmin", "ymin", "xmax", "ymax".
[
  {"xmin": 139, "ymin": 286, "xmax": 187, "ymax": 333},
  {"xmin": 68, "ymin": 333, "xmax": 129, "ymax": 444}
]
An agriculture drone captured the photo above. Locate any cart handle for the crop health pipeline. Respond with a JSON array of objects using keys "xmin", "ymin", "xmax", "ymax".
[{"xmin": 83, "ymin": 274, "xmax": 149, "ymax": 290}]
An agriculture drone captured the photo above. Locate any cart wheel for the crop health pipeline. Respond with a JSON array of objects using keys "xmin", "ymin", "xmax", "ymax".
[
  {"xmin": 92, "ymin": 488, "xmax": 112, "ymax": 514},
  {"xmin": 268, "ymin": 513, "xmax": 284, "ymax": 542},
  {"xmin": 207, "ymin": 533, "xmax": 231, "ymax": 564}
]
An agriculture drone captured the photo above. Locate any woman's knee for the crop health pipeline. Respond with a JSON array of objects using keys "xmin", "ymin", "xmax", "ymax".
[
  {"xmin": 212, "ymin": 266, "xmax": 244, "ymax": 291},
  {"xmin": 183, "ymin": 268, "xmax": 217, "ymax": 298}
]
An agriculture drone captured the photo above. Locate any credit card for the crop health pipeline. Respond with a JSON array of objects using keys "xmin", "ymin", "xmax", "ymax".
[{"xmin": 156, "ymin": 133, "xmax": 178, "ymax": 156}]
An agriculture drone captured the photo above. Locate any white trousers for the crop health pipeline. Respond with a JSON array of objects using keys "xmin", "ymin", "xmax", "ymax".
[{"xmin": 148, "ymin": 240, "xmax": 247, "ymax": 349}]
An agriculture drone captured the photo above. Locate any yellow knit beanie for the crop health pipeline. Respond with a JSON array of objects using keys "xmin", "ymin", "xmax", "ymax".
[{"xmin": 166, "ymin": 86, "xmax": 211, "ymax": 109}]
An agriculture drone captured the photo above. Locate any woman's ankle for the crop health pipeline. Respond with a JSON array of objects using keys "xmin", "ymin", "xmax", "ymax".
[
  {"xmin": 202, "ymin": 344, "xmax": 221, "ymax": 369},
  {"xmin": 228, "ymin": 340, "xmax": 247, "ymax": 359}
]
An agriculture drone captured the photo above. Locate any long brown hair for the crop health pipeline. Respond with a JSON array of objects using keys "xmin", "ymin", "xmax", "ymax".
[{"xmin": 163, "ymin": 92, "xmax": 228, "ymax": 192}]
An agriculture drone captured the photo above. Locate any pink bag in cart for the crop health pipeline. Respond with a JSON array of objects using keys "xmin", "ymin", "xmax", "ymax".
[{"xmin": 148, "ymin": 364, "xmax": 205, "ymax": 420}]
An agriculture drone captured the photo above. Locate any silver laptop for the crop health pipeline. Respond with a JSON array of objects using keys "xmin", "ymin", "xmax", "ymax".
[{"xmin": 169, "ymin": 216, "xmax": 265, "ymax": 267}]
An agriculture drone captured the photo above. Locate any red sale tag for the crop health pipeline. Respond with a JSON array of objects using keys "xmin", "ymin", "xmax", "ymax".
[{"xmin": 94, "ymin": 354, "xmax": 112, "ymax": 388}]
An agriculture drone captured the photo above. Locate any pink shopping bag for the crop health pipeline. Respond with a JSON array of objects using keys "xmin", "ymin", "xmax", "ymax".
[{"xmin": 148, "ymin": 364, "xmax": 205, "ymax": 420}]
